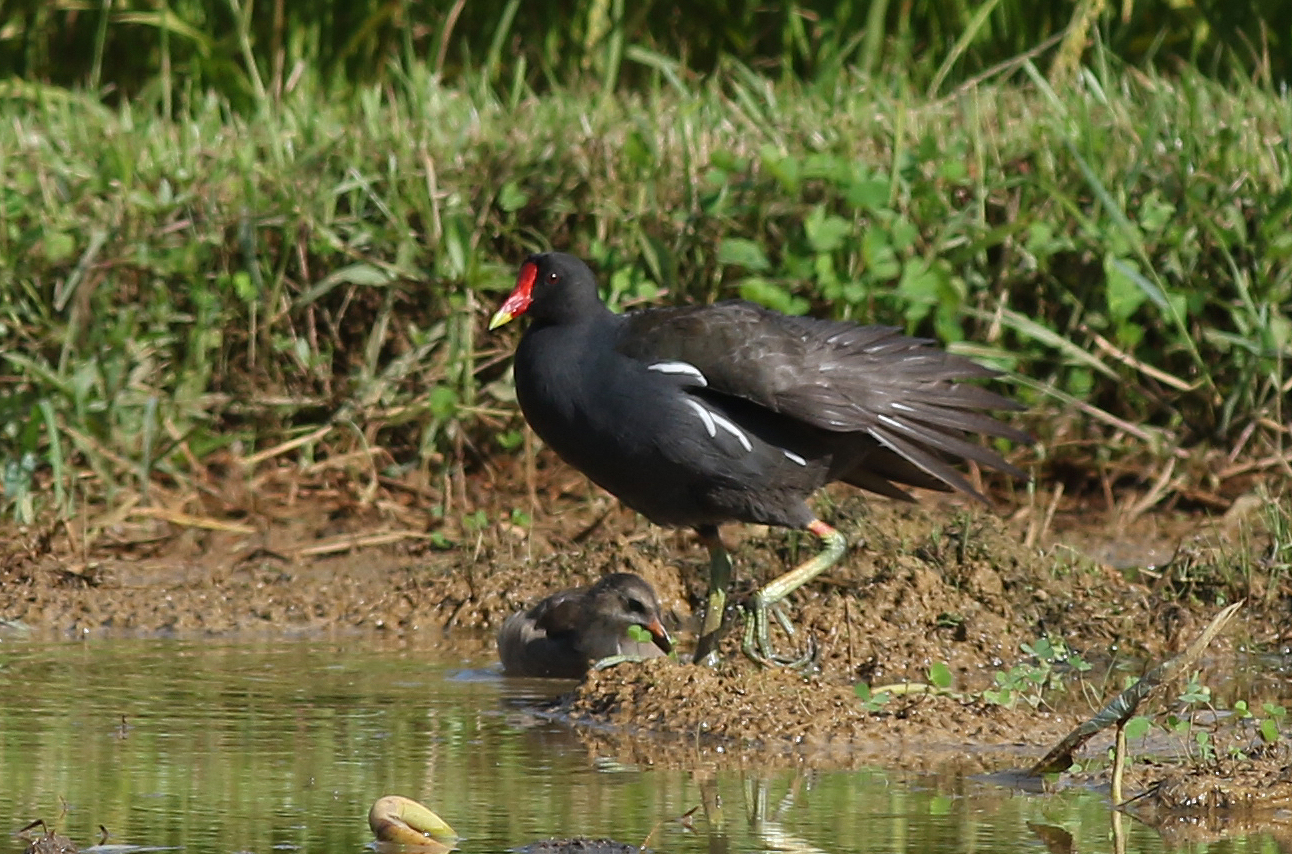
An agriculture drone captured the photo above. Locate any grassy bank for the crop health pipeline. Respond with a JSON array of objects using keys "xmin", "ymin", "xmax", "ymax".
[{"xmin": 1, "ymin": 57, "xmax": 1289, "ymax": 523}]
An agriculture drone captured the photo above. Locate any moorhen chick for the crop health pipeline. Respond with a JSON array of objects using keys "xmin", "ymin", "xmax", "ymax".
[
  {"xmin": 497, "ymin": 572, "xmax": 673, "ymax": 678},
  {"xmin": 490, "ymin": 252, "xmax": 1029, "ymax": 666}
]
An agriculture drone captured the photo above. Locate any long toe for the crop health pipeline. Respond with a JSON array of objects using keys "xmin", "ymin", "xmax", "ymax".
[{"xmin": 741, "ymin": 597, "xmax": 817, "ymax": 668}]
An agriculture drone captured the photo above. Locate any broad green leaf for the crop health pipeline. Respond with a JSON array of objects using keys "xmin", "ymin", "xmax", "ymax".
[
  {"xmin": 760, "ymin": 145, "xmax": 801, "ymax": 194},
  {"xmin": 862, "ymin": 230, "xmax": 900, "ymax": 280},
  {"xmin": 428, "ymin": 386, "xmax": 459, "ymax": 420},
  {"xmin": 43, "ymin": 230, "xmax": 76, "ymax": 264},
  {"xmin": 896, "ymin": 259, "xmax": 942, "ymax": 305},
  {"xmin": 804, "ymin": 205, "xmax": 851, "ymax": 254},
  {"xmin": 938, "ymin": 159, "xmax": 968, "ymax": 181},
  {"xmin": 624, "ymin": 130, "xmax": 654, "ymax": 169},
  {"xmin": 1104, "ymin": 254, "xmax": 1147, "ymax": 324},
  {"xmin": 847, "ymin": 177, "xmax": 889, "ymax": 212},
  {"xmin": 497, "ymin": 181, "xmax": 528, "ymax": 212},
  {"xmin": 890, "ymin": 217, "xmax": 920, "ymax": 251},
  {"xmin": 1124, "ymin": 716, "xmax": 1152, "ymax": 740},
  {"xmin": 738, "ymin": 277, "xmax": 808, "ymax": 315},
  {"xmin": 718, "ymin": 238, "xmax": 771, "ymax": 272},
  {"xmin": 232, "ymin": 271, "xmax": 257, "ymax": 303},
  {"xmin": 1137, "ymin": 190, "xmax": 1175, "ymax": 233}
]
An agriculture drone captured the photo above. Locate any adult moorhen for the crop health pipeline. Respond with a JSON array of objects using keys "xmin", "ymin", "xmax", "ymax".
[
  {"xmin": 497, "ymin": 572, "xmax": 673, "ymax": 678},
  {"xmin": 490, "ymin": 252, "xmax": 1029, "ymax": 666}
]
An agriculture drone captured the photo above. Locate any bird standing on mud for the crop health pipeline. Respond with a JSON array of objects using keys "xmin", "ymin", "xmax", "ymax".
[{"xmin": 490, "ymin": 252, "xmax": 1028, "ymax": 666}]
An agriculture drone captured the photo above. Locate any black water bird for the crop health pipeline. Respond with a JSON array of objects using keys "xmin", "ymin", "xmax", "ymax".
[{"xmin": 490, "ymin": 252, "xmax": 1029, "ymax": 665}]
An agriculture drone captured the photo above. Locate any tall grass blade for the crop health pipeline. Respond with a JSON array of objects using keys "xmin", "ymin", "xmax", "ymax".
[
  {"xmin": 227, "ymin": 0, "xmax": 269, "ymax": 107},
  {"xmin": 859, "ymin": 0, "xmax": 891, "ymax": 76},
  {"xmin": 625, "ymin": 45, "xmax": 688, "ymax": 95},
  {"xmin": 38, "ymin": 399, "xmax": 67, "ymax": 514},
  {"xmin": 927, "ymin": 0, "xmax": 1005, "ymax": 98},
  {"xmin": 484, "ymin": 0, "xmax": 521, "ymax": 86},
  {"xmin": 601, "ymin": 0, "xmax": 626, "ymax": 95},
  {"xmin": 90, "ymin": 0, "xmax": 111, "ymax": 92}
]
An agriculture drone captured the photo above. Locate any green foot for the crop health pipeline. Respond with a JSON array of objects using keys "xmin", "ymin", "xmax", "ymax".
[{"xmin": 741, "ymin": 595, "xmax": 817, "ymax": 668}]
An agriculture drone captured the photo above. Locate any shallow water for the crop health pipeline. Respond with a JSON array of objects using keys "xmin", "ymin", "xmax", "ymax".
[{"xmin": 0, "ymin": 636, "xmax": 1276, "ymax": 853}]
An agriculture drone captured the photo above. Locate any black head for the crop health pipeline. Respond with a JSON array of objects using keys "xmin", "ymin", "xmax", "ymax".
[
  {"xmin": 488, "ymin": 252, "xmax": 607, "ymax": 329},
  {"xmin": 585, "ymin": 572, "xmax": 673, "ymax": 654}
]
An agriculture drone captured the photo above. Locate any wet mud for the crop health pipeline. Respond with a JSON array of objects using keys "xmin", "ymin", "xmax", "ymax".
[{"xmin": 1, "ymin": 463, "xmax": 1288, "ymax": 819}]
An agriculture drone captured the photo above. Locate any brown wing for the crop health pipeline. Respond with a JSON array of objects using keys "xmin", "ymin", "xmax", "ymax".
[{"xmin": 528, "ymin": 588, "xmax": 589, "ymax": 638}]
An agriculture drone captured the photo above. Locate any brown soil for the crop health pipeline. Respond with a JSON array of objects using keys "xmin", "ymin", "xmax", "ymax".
[
  {"xmin": 1113, "ymin": 740, "xmax": 1292, "ymax": 845},
  {"xmin": 2, "ymin": 455, "xmax": 1288, "ymax": 813},
  {"xmin": 563, "ymin": 660, "xmax": 1077, "ymax": 773}
]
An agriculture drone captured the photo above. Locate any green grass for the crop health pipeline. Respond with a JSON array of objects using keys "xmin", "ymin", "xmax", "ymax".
[
  {"xmin": 3, "ymin": 0, "xmax": 1289, "ymax": 103},
  {"xmin": 1, "ymin": 53, "xmax": 1290, "ymax": 521}
]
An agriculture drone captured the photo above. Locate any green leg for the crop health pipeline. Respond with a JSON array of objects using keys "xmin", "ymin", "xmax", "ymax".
[
  {"xmin": 693, "ymin": 525, "xmax": 731, "ymax": 666},
  {"xmin": 743, "ymin": 519, "xmax": 846, "ymax": 667}
]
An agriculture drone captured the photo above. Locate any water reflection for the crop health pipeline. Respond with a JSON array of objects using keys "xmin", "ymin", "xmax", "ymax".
[{"xmin": 0, "ymin": 636, "xmax": 1278, "ymax": 854}]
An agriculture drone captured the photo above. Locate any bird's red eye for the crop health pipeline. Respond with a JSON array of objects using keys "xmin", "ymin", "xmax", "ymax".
[{"xmin": 546, "ymin": 271, "xmax": 560, "ymax": 284}]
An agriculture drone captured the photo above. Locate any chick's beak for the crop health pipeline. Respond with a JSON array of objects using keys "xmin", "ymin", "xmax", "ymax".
[{"xmin": 645, "ymin": 617, "xmax": 673, "ymax": 654}]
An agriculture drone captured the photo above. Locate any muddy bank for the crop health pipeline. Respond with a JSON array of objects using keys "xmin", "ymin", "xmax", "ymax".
[
  {"xmin": 560, "ymin": 659, "xmax": 1078, "ymax": 773},
  {"xmin": 0, "ymin": 472, "xmax": 1285, "ymax": 773},
  {"xmin": 2, "ymin": 493, "xmax": 1256, "ymax": 667}
]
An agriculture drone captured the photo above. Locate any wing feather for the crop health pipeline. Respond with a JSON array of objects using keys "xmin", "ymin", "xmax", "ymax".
[{"xmin": 618, "ymin": 300, "xmax": 1029, "ymax": 496}]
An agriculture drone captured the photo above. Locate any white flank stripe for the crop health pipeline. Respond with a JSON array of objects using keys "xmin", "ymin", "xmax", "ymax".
[
  {"xmin": 709, "ymin": 411, "xmax": 753, "ymax": 452},
  {"xmin": 782, "ymin": 449, "xmax": 807, "ymax": 466},
  {"xmin": 890, "ymin": 401, "xmax": 916, "ymax": 412},
  {"xmin": 648, "ymin": 361, "xmax": 708, "ymax": 386},
  {"xmin": 684, "ymin": 398, "xmax": 717, "ymax": 437}
]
